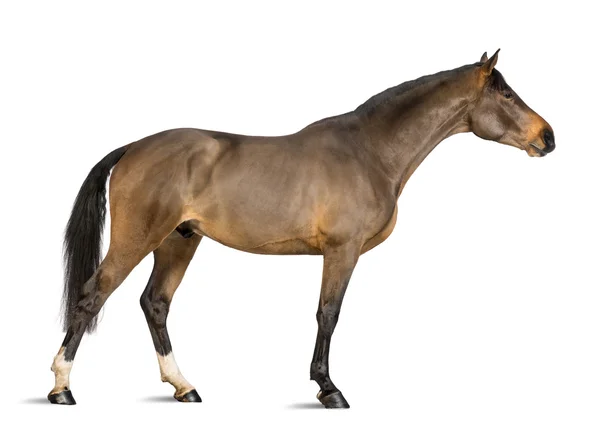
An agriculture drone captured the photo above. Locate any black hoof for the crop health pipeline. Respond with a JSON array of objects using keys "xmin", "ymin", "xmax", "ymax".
[
  {"xmin": 48, "ymin": 390, "xmax": 76, "ymax": 405},
  {"xmin": 175, "ymin": 389, "xmax": 202, "ymax": 403},
  {"xmin": 317, "ymin": 390, "xmax": 350, "ymax": 409}
]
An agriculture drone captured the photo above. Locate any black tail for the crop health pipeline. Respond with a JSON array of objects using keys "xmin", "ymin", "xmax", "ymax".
[{"xmin": 62, "ymin": 145, "xmax": 129, "ymax": 333}]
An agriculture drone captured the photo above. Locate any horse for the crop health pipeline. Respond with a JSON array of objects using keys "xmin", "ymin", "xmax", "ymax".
[{"xmin": 49, "ymin": 50, "xmax": 555, "ymax": 408}]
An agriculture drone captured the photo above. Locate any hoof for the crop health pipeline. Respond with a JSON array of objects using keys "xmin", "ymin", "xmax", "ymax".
[
  {"xmin": 48, "ymin": 390, "xmax": 76, "ymax": 405},
  {"xmin": 175, "ymin": 389, "xmax": 202, "ymax": 403},
  {"xmin": 317, "ymin": 390, "xmax": 350, "ymax": 409}
]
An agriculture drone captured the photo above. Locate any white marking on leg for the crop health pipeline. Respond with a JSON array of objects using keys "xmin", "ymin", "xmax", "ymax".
[
  {"xmin": 50, "ymin": 347, "xmax": 73, "ymax": 394},
  {"xmin": 157, "ymin": 352, "xmax": 195, "ymax": 397}
]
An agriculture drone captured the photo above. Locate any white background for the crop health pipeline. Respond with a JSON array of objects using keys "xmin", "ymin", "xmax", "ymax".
[{"xmin": 1, "ymin": 1, "xmax": 598, "ymax": 423}]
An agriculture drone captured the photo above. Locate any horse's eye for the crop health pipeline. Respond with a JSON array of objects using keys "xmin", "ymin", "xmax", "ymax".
[{"xmin": 503, "ymin": 91, "xmax": 513, "ymax": 99}]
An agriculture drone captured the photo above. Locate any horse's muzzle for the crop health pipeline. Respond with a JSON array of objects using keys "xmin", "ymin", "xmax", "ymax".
[{"xmin": 542, "ymin": 129, "xmax": 555, "ymax": 154}]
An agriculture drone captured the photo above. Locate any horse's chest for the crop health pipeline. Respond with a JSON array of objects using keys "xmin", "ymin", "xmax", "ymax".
[{"xmin": 361, "ymin": 205, "xmax": 398, "ymax": 253}]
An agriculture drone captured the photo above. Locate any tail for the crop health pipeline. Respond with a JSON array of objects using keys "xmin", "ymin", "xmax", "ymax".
[{"xmin": 62, "ymin": 145, "xmax": 129, "ymax": 333}]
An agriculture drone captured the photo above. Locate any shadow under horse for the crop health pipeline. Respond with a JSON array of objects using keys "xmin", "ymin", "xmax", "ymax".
[{"xmin": 49, "ymin": 50, "xmax": 554, "ymax": 407}]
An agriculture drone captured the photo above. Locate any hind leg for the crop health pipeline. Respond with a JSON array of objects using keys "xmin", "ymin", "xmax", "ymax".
[
  {"xmin": 49, "ymin": 210, "xmax": 181, "ymax": 405},
  {"xmin": 140, "ymin": 231, "xmax": 202, "ymax": 402},
  {"xmin": 48, "ymin": 247, "xmax": 148, "ymax": 404}
]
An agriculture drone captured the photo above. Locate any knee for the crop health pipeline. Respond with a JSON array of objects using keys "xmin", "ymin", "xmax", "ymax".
[
  {"xmin": 316, "ymin": 306, "xmax": 340, "ymax": 334},
  {"xmin": 140, "ymin": 294, "xmax": 169, "ymax": 327}
]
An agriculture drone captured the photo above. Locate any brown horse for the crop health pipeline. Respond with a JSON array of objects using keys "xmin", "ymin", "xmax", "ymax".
[{"xmin": 49, "ymin": 50, "xmax": 554, "ymax": 407}]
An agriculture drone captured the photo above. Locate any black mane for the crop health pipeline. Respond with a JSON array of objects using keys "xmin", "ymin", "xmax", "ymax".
[
  {"xmin": 355, "ymin": 64, "xmax": 476, "ymax": 116},
  {"xmin": 307, "ymin": 63, "xmax": 508, "ymax": 129},
  {"xmin": 489, "ymin": 68, "xmax": 510, "ymax": 92}
]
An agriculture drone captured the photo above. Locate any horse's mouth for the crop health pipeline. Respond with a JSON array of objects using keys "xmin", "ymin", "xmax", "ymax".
[{"xmin": 528, "ymin": 143, "xmax": 546, "ymax": 157}]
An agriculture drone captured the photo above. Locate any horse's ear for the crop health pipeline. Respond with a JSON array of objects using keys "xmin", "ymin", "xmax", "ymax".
[
  {"xmin": 480, "ymin": 52, "xmax": 488, "ymax": 62},
  {"xmin": 481, "ymin": 48, "xmax": 500, "ymax": 76}
]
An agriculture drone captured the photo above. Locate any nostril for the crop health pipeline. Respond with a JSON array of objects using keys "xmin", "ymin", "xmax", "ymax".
[{"xmin": 543, "ymin": 129, "xmax": 555, "ymax": 153}]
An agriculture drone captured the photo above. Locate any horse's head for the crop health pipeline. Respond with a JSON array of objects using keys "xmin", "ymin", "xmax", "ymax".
[{"xmin": 469, "ymin": 49, "xmax": 554, "ymax": 157}]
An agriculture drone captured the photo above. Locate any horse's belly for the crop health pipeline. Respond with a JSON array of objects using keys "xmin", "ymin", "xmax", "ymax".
[
  {"xmin": 222, "ymin": 237, "xmax": 322, "ymax": 255},
  {"xmin": 180, "ymin": 217, "xmax": 322, "ymax": 255}
]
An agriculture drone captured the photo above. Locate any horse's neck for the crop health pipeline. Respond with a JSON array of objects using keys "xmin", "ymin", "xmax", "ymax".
[{"xmin": 358, "ymin": 69, "xmax": 477, "ymax": 197}]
